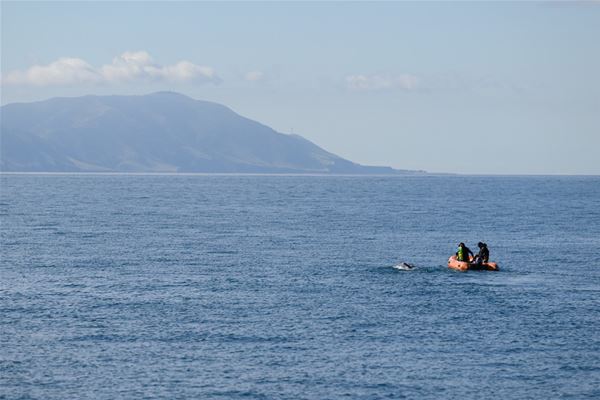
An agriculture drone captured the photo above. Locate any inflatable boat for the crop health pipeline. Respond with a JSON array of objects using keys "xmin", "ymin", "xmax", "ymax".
[{"xmin": 448, "ymin": 255, "xmax": 499, "ymax": 271}]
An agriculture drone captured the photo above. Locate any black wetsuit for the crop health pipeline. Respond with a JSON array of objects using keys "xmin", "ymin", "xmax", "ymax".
[
  {"xmin": 474, "ymin": 246, "xmax": 489, "ymax": 265},
  {"xmin": 465, "ymin": 246, "xmax": 474, "ymax": 261}
]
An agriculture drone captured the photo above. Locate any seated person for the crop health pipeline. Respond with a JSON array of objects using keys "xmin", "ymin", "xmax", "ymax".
[
  {"xmin": 472, "ymin": 242, "xmax": 490, "ymax": 265},
  {"xmin": 456, "ymin": 242, "xmax": 474, "ymax": 262}
]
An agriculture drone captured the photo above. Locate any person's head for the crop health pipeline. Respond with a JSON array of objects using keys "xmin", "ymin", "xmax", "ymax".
[
  {"xmin": 477, "ymin": 242, "xmax": 484, "ymax": 248},
  {"xmin": 458, "ymin": 242, "xmax": 465, "ymax": 248}
]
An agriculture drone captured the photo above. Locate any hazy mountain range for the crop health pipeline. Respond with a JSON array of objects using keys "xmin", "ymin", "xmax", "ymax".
[{"xmin": 1, "ymin": 92, "xmax": 421, "ymax": 174}]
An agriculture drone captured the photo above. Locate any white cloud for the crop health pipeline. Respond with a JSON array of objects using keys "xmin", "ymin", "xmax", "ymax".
[
  {"xmin": 161, "ymin": 61, "xmax": 218, "ymax": 83},
  {"xmin": 244, "ymin": 71, "xmax": 264, "ymax": 82},
  {"xmin": 3, "ymin": 57, "xmax": 101, "ymax": 86},
  {"xmin": 345, "ymin": 73, "xmax": 419, "ymax": 91},
  {"xmin": 2, "ymin": 51, "xmax": 220, "ymax": 86},
  {"xmin": 101, "ymin": 51, "xmax": 219, "ymax": 83}
]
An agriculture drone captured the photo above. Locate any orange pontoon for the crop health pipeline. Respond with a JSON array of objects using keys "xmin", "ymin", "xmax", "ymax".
[{"xmin": 448, "ymin": 255, "xmax": 499, "ymax": 272}]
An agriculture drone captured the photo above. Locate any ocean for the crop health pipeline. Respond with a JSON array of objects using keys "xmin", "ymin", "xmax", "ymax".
[{"xmin": 1, "ymin": 174, "xmax": 599, "ymax": 399}]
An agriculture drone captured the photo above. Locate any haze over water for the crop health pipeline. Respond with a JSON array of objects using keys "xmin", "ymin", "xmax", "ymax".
[{"xmin": 1, "ymin": 174, "xmax": 599, "ymax": 399}]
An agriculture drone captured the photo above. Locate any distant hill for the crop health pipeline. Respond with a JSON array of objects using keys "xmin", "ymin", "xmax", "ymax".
[{"xmin": 0, "ymin": 92, "xmax": 421, "ymax": 174}]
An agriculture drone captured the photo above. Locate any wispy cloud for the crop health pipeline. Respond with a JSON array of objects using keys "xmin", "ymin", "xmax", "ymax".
[
  {"xmin": 345, "ymin": 73, "xmax": 419, "ymax": 91},
  {"xmin": 2, "ymin": 58, "xmax": 102, "ymax": 86},
  {"xmin": 244, "ymin": 71, "xmax": 265, "ymax": 82},
  {"xmin": 2, "ymin": 51, "xmax": 220, "ymax": 86}
]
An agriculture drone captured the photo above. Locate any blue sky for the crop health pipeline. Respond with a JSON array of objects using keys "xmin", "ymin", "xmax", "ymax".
[{"xmin": 2, "ymin": 1, "xmax": 599, "ymax": 174}]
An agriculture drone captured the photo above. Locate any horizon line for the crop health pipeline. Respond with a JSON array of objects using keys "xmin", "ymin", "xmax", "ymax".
[{"xmin": 1, "ymin": 172, "xmax": 599, "ymax": 178}]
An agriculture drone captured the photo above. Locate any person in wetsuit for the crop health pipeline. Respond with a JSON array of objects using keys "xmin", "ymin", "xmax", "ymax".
[
  {"xmin": 472, "ymin": 242, "xmax": 490, "ymax": 266},
  {"xmin": 456, "ymin": 242, "xmax": 474, "ymax": 262}
]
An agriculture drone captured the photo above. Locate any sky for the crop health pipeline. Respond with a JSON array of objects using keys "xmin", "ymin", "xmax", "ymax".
[{"xmin": 1, "ymin": 1, "xmax": 599, "ymax": 174}]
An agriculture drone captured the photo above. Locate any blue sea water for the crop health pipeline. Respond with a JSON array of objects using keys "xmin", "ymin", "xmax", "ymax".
[{"xmin": 1, "ymin": 174, "xmax": 599, "ymax": 399}]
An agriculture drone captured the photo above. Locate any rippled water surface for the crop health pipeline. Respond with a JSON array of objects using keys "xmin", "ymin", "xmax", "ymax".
[{"xmin": 1, "ymin": 174, "xmax": 599, "ymax": 399}]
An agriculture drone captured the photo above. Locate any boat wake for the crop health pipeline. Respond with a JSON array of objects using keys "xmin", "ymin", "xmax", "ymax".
[{"xmin": 393, "ymin": 262, "xmax": 416, "ymax": 271}]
